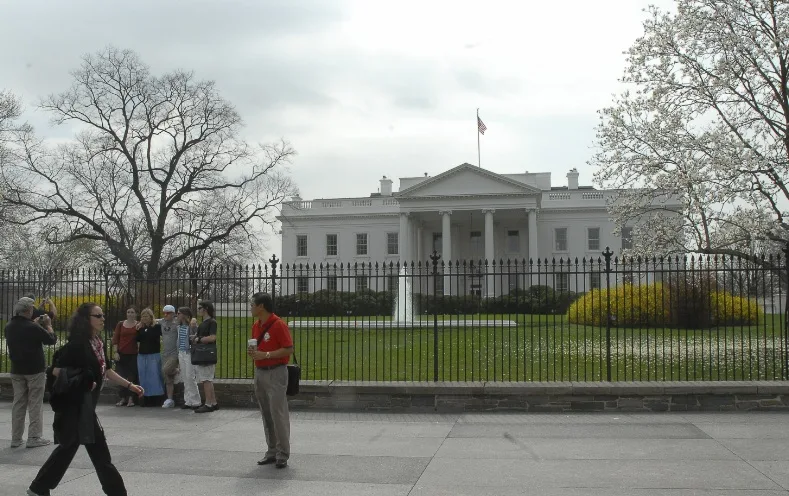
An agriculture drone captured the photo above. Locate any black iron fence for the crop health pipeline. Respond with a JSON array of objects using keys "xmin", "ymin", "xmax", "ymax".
[{"xmin": 1, "ymin": 249, "xmax": 787, "ymax": 382}]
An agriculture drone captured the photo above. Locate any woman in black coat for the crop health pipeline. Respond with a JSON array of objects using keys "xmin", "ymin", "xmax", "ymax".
[{"xmin": 27, "ymin": 303, "xmax": 143, "ymax": 496}]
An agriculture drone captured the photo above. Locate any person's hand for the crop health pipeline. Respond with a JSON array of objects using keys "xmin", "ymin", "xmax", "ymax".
[
  {"xmin": 39, "ymin": 315, "xmax": 51, "ymax": 328},
  {"xmin": 113, "ymin": 352, "xmax": 120, "ymax": 362},
  {"xmin": 52, "ymin": 367, "xmax": 61, "ymax": 377},
  {"xmin": 43, "ymin": 298, "xmax": 52, "ymax": 306},
  {"xmin": 90, "ymin": 382, "xmax": 96, "ymax": 391},
  {"xmin": 135, "ymin": 321, "xmax": 142, "ymax": 330},
  {"xmin": 248, "ymin": 350, "xmax": 269, "ymax": 360},
  {"xmin": 129, "ymin": 383, "xmax": 144, "ymax": 397}
]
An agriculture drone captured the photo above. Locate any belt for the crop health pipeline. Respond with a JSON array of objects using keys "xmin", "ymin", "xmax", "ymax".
[{"xmin": 256, "ymin": 364, "xmax": 285, "ymax": 371}]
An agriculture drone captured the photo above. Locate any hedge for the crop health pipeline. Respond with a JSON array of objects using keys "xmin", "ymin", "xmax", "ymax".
[{"xmin": 273, "ymin": 286, "xmax": 576, "ymax": 317}]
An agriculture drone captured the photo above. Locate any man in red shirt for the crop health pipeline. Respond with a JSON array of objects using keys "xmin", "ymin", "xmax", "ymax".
[{"xmin": 248, "ymin": 292, "xmax": 294, "ymax": 469}]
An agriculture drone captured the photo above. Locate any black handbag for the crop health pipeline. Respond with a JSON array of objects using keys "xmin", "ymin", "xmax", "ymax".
[
  {"xmin": 287, "ymin": 355, "xmax": 300, "ymax": 396},
  {"xmin": 191, "ymin": 343, "xmax": 217, "ymax": 365}
]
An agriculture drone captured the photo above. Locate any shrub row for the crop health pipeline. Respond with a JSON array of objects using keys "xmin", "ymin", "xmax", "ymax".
[{"xmin": 273, "ymin": 286, "xmax": 577, "ymax": 317}]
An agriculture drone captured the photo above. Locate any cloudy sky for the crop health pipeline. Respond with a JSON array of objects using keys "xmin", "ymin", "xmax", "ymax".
[{"xmin": 2, "ymin": 0, "xmax": 674, "ymax": 201}]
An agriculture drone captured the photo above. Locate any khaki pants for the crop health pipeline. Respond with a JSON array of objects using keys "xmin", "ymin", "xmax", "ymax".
[
  {"xmin": 253, "ymin": 366, "xmax": 290, "ymax": 461},
  {"xmin": 11, "ymin": 372, "xmax": 46, "ymax": 443},
  {"xmin": 178, "ymin": 351, "xmax": 201, "ymax": 407}
]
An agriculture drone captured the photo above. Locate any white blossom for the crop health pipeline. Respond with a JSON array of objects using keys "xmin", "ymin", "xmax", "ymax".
[{"xmin": 592, "ymin": 0, "xmax": 789, "ymax": 266}]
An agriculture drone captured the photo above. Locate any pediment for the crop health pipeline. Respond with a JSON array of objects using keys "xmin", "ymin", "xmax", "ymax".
[{"xmin": 397, "ymin": 163, "xmax": 540, "ymax": 199}]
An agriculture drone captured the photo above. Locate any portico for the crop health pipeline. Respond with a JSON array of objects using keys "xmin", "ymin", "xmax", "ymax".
[{"xmin": 394, "ymin": 165, "xmax": 543, "ymax": 295}]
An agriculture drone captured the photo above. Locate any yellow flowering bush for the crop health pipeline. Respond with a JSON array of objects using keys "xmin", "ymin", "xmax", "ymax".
[
  {"xmin": 49, "ymin": 294, "xmax": 115, "ymax": 321},
  {"xmin": 568, "ymin": 283, "xmax": 762, "ymax": 327},
  {"xmin": 567, "ymin": 283, "xmax": 670, "ymax": 326},
  {"xmin": 709, "ymin": 291, "xmax": 764, "ymax": 325}
]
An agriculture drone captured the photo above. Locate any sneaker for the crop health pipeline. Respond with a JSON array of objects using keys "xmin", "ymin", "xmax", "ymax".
[
  {"xmin": 10, "ymin": 440, "xmax": 22, "ymax": 448},
  {"xmin": 26, "ymin": 438, "xmax": 51, "ymax": 448},
  {"xmin": 162, "ymin": 399, "xmax": 175, "ymax": 408}
]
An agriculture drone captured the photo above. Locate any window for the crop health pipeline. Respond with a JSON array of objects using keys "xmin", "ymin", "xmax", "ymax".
[
  {"xmin": 387, "ymin": 232, "xmax": 399, "ymax": 255},
  {"xmin": 470, "ymin": 231, "xmax": 482, "ymax": 258},
  {"xmin": 555, "ymin": 228, "xmax": 568, "ymax": 252},
  {"xmin": 434, "ymin": 274, "xmax": 444, "ymax": 293},
  {"xmin": 326, "ymin": 276, "xmax": 337, "ymax": 291},
  {"xmin": 296, "ymin": 235, "xmax": 308, "ymax": 257},
  {"xmin": 387, "ymin": 275, "xmax": 399, "ymax": 292},
  {"xmin": 356, "ymin": 233, "xmax": 368, "ymax": 255},
  {"xmin": 507, "ymin": 230, "xmax": 520, "ymax": 252},
  {"xmin": 296, "ymin": 276, "xmax": 309, "ymax": 293},
  {"xmin": 590, "ymin": 272, "xmax": 601, "ymax": 290},
  {"xmin": 355, "ymin": 276, "xmax": 368, "ymax": 291},
  {"xmin": 432, "ymin": 233, "xmax": 442, "ymax": 254},
  {"xmin": 555, "ymin": 273, "xmax": 570, "ymax": 292},
  {"xmin": 587, "ymin": 227, "xmax": 600, "ymax": 251},
  {"xmin": 326, "ymin": 234, "xmax": 338, "ymax": 257},
  {"xmin": 621, "ymin": 227, "xmax": 633, "ymax": 250},
  {"xmin": 508, "ymin": 274, "xmax": 520, "ymax": 291}
]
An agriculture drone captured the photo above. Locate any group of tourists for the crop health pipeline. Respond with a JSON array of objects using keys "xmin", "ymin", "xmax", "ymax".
[
  {"xmin": 110, "ymin": 302, "xmax": 218, "ymax": 413},
  {"xmin": 5, "ymin": 292, "xmax": 294, "ymax": 496}
]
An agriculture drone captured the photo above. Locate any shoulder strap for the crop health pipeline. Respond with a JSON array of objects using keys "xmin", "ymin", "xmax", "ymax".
[{"xmin": 255, "ymin": 318, "xmax": 298, "ymax": 365}]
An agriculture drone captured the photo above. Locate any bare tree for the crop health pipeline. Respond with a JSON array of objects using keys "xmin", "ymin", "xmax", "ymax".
[
  {"xmin": 592, "ymin": 0, "xmax": 789, "ymax": 269},
  {"xmin": 0, "ymin": 47, "xmax": 296, "ymax": 279}
]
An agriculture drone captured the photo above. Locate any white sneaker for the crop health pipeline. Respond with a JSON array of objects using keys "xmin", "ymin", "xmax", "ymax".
[
  {"xmin": 162, "ymin": 399, "xmax": 175, "ymax": 408},
  {"xmin": 26, "ymin": 438, "xmax": 51, "ymax": 448}
]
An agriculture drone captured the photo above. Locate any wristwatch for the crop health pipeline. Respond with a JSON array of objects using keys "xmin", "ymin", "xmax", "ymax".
[{"xmin": 265, "ymin": 352, "xmax": 270, "ymax": 359}]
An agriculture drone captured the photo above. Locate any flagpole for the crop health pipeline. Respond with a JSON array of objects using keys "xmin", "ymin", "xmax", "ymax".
[{"xmin": 477, "ymin": 108, "xmax": 481, "ymax": 168}]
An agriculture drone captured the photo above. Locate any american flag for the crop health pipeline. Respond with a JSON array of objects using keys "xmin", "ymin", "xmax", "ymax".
[{"xmin": 477, "ymin": 116, "xmax": 487, "ymax": 135}]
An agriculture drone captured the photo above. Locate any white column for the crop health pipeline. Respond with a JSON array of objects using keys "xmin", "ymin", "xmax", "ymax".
[
  {"xmin": 440, "ymin": 210, "xmax": 452, "ymax": 295},
  {"xmin": 483, "ymin": 209, "xmax": 495, "ymax": 297},
  {"xmin": 416, "ymin": 224, "xmax": 424, "ymax": 263},
  {"xmin": 528, "ymin": 209, "xmax": 539, "ymax": 263}
]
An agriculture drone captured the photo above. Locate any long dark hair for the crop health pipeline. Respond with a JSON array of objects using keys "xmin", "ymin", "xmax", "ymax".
[{"xmin": 68, "ymin": 302, "xmax": 99, "ymax": 344}]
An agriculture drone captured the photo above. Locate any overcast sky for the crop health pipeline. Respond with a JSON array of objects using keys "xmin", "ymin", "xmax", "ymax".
[{"xmin": 2, "ymin": 0, "xmax": 674, "ymax": 201}]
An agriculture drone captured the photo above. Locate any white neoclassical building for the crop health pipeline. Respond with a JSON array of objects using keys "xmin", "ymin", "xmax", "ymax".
[{"xmin": 277, "ymin": 163, "xmax": 679, "ymax": 296}]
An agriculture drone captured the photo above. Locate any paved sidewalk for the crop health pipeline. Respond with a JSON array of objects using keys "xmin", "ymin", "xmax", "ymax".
[{"xmin": 1, "ymin": 401, "xmax": 788, "ymax": 495}]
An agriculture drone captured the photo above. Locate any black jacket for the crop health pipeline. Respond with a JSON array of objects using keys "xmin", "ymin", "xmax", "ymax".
[
  {"xmin": 47, "ymin": 338, "xmax": 110, "ymax": 445},
  {"xmin": 4, "ymin": 315, "xmax": 58, "ymax": 375}
]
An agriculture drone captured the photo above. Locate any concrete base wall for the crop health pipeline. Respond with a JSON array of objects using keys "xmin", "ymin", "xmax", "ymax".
[{"xmin": 2, "ymin": 374, "xmax": 787, "ymax": 412}]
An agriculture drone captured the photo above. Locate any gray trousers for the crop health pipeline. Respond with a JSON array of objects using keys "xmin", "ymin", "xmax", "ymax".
[
  {"xmin": 253, "ymin": 366, "xmax": 290, "ymax": 461},
  {"xmin": 11, "ymin": 372, "xmax": 46, "ymax": 442}
]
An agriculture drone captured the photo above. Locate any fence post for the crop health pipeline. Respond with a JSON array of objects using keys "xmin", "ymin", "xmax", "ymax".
[
  {"xmin": 783, "ymin": 244, "xmax": 789, "ymax": 380},
  {"xmin": 430, "ymin": 251, "xmax": 440, "ymax": 382},
  {"xmin": 603, "ymin": 246, "xmax": 614, "ymax": 382},
  {"xmin": 269, "ymin": 255, "xmax": 279, "ymax": 305}
]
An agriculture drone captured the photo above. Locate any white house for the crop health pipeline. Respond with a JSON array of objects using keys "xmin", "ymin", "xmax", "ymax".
[{"xmin": 277, "ymin": 163, "xmax": 680, "ymax": 296}]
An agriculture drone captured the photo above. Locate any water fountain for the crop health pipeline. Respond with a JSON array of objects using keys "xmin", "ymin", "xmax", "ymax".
[{"xmin": 393, "ymin": 265, "xmax": 413, "ymax": 324}]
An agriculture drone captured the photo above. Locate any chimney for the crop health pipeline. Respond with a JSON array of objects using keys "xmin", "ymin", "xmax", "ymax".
[
  {"xmin": 380, "ymin": 176, "xmax": 393, "ymax": 196},
  {"xmin": 567, "ymin": 168, "xmax": 579, "ymax": 190}
]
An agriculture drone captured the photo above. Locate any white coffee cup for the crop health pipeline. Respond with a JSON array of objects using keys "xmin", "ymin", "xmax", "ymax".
[{"xmin": 247, "ymin": 338, "xmax": 257, "ymax": 350}]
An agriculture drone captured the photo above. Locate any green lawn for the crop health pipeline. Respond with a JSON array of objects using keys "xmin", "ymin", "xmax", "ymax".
[
  {"xmin": 3, "ymin": 315, "xmax": 787, "ymax": 382},
  {"xmin": 211, "ymin": 314, "xmax": 789, "ymax": 382}
]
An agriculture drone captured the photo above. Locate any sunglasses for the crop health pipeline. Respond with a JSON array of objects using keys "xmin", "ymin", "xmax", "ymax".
[{"xmin": 91, "ymin": 313, "xmax": 105, "ymax": 319}]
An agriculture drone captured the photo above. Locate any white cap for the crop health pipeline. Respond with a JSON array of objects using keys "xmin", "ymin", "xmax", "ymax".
[{"xmin": 162, "ymin": 305, "xmax": 176, "ymax": 313}]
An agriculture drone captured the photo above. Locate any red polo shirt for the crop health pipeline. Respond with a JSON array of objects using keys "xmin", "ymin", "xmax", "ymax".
[{"xmin": 251, "ymin": 314, "xmax": 293, "ymax": 368}]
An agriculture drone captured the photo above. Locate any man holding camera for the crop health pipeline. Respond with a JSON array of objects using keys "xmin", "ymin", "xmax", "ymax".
[
  {"xmin": 4, "ymin": 297, "xmax": 58, "ymax": 448},
  {"xmin": 24, "ymin": 294, "xmax": 58, "ymax": 322}
]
